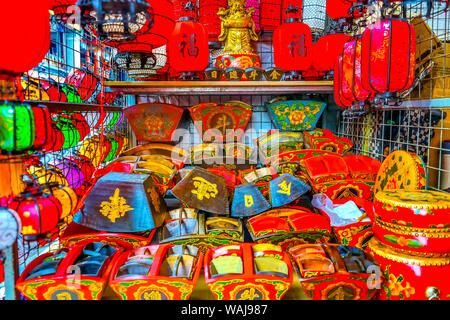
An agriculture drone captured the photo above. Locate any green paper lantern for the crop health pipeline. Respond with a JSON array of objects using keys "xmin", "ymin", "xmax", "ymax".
[
  {"xmin": 106, "ymin": 111, "xmax": 120, "ymax": 128},
  {"xmin": 0, "ymin": 102, "xmax": 35, "ymax": 153},
  {"xmin": 103, "ymin": 135, "xmax": 119, "ymax": 163},
  {"xmin": 57, "ymin": 116, "xmax": 80, "ymax": 149},
  {"xmin": 61, "ymin": 84, "xmax": 82, "ymax": 104}
]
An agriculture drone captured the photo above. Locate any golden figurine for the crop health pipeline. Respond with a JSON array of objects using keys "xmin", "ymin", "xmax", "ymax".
[
  {"xmin": 218, "ymin": 0, "xmax": 258, "ymax": 54},
  {"xmin": 215, "ymin": 0, "xmax": 262, "ymax": 79}
]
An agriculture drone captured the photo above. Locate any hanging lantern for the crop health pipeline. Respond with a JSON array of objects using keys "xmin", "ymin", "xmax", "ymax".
[
  {"xmin": 8, "ymin": 189, "xmax": 62, "ymax": 241},
  {"xmin": 326, "ymin": 0, "xmax": 352, "ymax": 20},
  {"xmin": 198, "ymin": 0, "xmax": 227, "ymax": 48},
  {"xmin": 77, "ymin": 0, "xmax": 151, "ymax": 42},
  {"xmin": 53, "ymin": 158, "xmax": 85, "ymax": 190},
  {"xmin": 78, "ymin": 135, "xmax": 109, "ymax": 167},
  {"xmin": 0, "ymin": 155, "xmax": 27, "ymax": 198},
  {"xmin": 346, "ymin": 0, "xmax": 369, "ymax": 18},
  {"xmin": 69, "ymin": 155, "xmax": 96, "ymax": 183},
  {"xmin": 312, "ymin": 33, "xmax": 351, "ymax": 77},
  {"xmin": 29, "ymin": 105, "xmax": 52, "ymax": 151},
  {"xmin": 260, "ymin": 0, "xmax": 282, "ymax": 31},
  {"xmin": 0, "ymin": 102, "xmax": 35, "ymax": 153},
  {"xmin": 114, "ymin": 44, "xmax": 168, "ymax": 79},
  {"xmin": 168, "ymin": 2, "xmax": 209, "ymax": 80},
  {"xmin": 273, "ymin": 5, "xmax": 313, "ymax": 79},
  {"xmin": 50, "ymin": 0, "xmax": 78, "ymax": 21},
  {"xmin": 301, "ymin": 0, "xmax": 327, "ymax": 39},
  {"xmin": 68, "ymin": 113, "xmax": 91, "ymax": 141},
  {"xmin": 342, "ymin": 38, "xmax": 374, "ymax": 106},
  {"xmin": 40, "ymin": 79, "xmax": 68, "ymax": 102},
  {"xmin": 57, "ymin": 115, "xmax": 81, "ymax": 149},
  {"xmin": 360, "ymin": 19, "xmax": 416, "ymax": 103},
  {"xmin": 103, "ymin": 135, "xmax": 119, "ymax": 163},
  {"xmin": 65, "ymin": 68, "xmax": 100, "ymax": 101},
  {"xmin": 43, "ymin": 121, "xmax": 65, "ymax": 152},
  {"xmin": 334, "ymin": 55, "xmax": 353, "ymax": 108},
  {"xmin": 95, "ymin": 87, "xmax": 118, "ymax": 105},
  {"xmin": 31, "ymin": 166, "xmax": 69, "ymax": 187},
  {"xmin": 0, "ymin": 0, "xmax": 50, "ymax": 77},
  {"xmin": 61, "ymin": 84, "xmax": 83, "ymax": 103},
  {"xmin": 174, "ymin": 0, "xmax": 197, "ymax": 21},
  {"xmin": 43, "ymin": 184, "xmax": 78, "ymax": 220},
  {"xmin": 20, "ymin": 78, "xmax": 51, "ymax": 101}
]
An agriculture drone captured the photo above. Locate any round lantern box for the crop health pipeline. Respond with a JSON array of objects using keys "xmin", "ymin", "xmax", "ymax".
[
  {"xmin": 372, "ymin": 190, "xmax": 450, "ymax": 255},
  {"xmin": 368, "ymin": 237, "xmax": 450, "ymax": 300}
]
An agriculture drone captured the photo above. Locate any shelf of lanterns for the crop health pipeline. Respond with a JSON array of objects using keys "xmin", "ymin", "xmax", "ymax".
[
  {"xmin": 25, "ymin": 100, "xmax": 123, "ymax": 113},
  {"xmin": 104, "ymin": 80, "xmax": 334, "ymax": 96}
]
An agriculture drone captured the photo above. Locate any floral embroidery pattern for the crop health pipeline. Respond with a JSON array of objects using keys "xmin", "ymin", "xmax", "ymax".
[
  {"xmin": 267, "ymin": 100, "xmax": 326, "ymax": 131},
  {"xmin": 384, "ymin": 266, "xmax": 416, "ymax": 300},
  {"xmin": 383, "ymin": 235, "xmax": 424, "ymax": 248}
]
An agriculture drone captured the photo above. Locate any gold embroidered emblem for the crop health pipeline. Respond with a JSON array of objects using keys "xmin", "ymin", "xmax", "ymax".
[
  {"xmin": 99, "ymin": 188, "xmax": 134, "ymax": 223},
  {"xmin": 191, "ymin": 177, "xmax": 218, "ymax": 200},
  {"xmin": 270, "ymin": 69, "xmax": 282, "ymax": 80},
  {"xmin": 244, "ymin": 195, "xmax": 254, "ymax": 207},
  {"xmin": 142, "ymin": 291, "xmax": 162, "ymax": 300},
  {"xmin": 56, "ymin": 292, "xmax": 73, "ymax": 300},
  {"xmin": 238, "ymin": 288, "xmax": 260, "ymax": 300},
  {"xmin": 277, "ymin": 181, "xmax": 292, "ymax": 196}
]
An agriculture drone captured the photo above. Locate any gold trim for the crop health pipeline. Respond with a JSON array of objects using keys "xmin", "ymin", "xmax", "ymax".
[
  {"xmin": 368, "ymin": 238, "xmax": 450, "ymax": 266},
  {"xmin": 375, "ymin": 217, "xmax": 450, "ymax": 238},
  {"xmin": 374, "ymin": 191, "xmax": 450, "ymax": 210}
]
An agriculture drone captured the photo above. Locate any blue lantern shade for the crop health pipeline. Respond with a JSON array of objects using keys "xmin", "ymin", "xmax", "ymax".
[
  {"xmin": 231, "ymin": 183, "xmax": 271, "ymax": 218},
  {"xmin": 269, "ymin": 173, "xmax": 311, "ymax": 208}
]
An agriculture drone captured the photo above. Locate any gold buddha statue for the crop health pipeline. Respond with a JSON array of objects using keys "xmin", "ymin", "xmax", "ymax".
[
  {"xmin": 214, "ymin": 0, "xmax": 262, "ymax": 79},
  {"xmin": 218, "ymin": 0, "xmax": 258, "ymax": 54}
]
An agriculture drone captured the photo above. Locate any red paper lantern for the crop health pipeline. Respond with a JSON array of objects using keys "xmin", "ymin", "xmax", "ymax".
[
  {"xmin": 95, "ymin": 87, "xmax": 118, "ymax": 105},
  {"xmin": 174, "ymin": 0, "xmax": 198, "ymax": 22},
  {"xmin": 334, "ymin": 55, "xmax": 352, "ymax": 108},
  {"xmin": 326, "ymin": 0, "xmax": 352, "ymax": 19},
  {"xmin": 30, "ymin": 105, "xmax": 52, "ymax": 150},
  {"xmin": 168, "ymin": 4, "xmax": 209, "ymax": 76},
  {"xmin": 361, "ymin": 19, "xmax": 416, "ymax": 95},
  {"xmin": 50, "ymin": 0, "xmax": 77, "ymax": 20},
  {"xmin": 0, "ymin": 0, "xmax": 50, "ymax": 75},
  {"xmin": 282, "ymin": 0, "xmax": 303, "ymax": 22},
  {"xmin": 103, "ymin": 0, "xmax": 175, "ymax": 49},
  {"xmin": 43, "ymin": 121, "xmax": 65, "ymax": 152},
  {"xmin": 65, "ymin": 68, "xmax": 100, "ymax": 101},
  {"xmin": 273, "ymin": 6, "xmax": 313, "ymax": 77},
  {"xmin": 69, "ymin": 155, "xmax": 96, "ymax": 183},
  {"xmin": 67, "ymin": 113, "xmax": 91, "ymax": 141},
  {"xmin": 312, "ymin": 33, "xmax": 351, "ymax": 74},
  {"xmin": 40, "ymin": 79, "xmax": 68, "ymax": 102},
  {"xmin": 198, "ymin": 0, "xmax": 227, "ymax": 45},
  {"xmin": 342, "ymin": 38, "xmax": 374, "ymax": 105},
  {"xmin": 260, "ymin": 0, "xmax": 282, "ymax": 31},
  {"xmin": 8, "ymin": 189, "xmax": 62, "ymax": 241}
]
